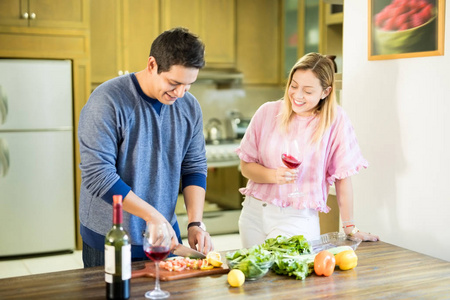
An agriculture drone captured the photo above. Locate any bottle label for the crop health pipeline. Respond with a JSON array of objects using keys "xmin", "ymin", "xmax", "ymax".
[
  {"xmin": 122, "ymin": 244, "xmax": 131, "ymax": 280},
  {"xmin": 105, "ymin": 244, "xmax": 131, "ymax": 280},
  {"xmin": 105, "ymin": 244, "xmax": 115, "ymax": 274}
]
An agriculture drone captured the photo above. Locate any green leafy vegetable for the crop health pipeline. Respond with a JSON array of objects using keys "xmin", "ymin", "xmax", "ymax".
[
  {"xmin": 225, "ymin": 245, "xmax": 274, "ymax": 279},
  {"xmin": 271, "ymin": 253, "xmax": 316, "ymax": 280},
  {"xmin": 261, "ymin": 235, "xmax": 311, "ymax": 256}
]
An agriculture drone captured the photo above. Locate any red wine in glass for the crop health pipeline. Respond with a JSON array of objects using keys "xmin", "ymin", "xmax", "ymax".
[
  {"xmin": 143, "ymin": 222, "xmax": 171, "ymax": 299},
  {"xmin": 281, "ymin": 139, "xmax": 303, "ymax": 197},
  {"xmin": 145, "ymin": 246, "xmax": 170, "ymax": 262},
  {"xmin": 281, "ymin": 153, "xmax": 301, "ymax": 169}
]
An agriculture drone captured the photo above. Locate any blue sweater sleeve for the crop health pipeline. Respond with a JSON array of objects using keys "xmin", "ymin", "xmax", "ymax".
[
  {"xmin": 102, "ymin": 173, "xmax": 205, "ymax": 204},
  {"xmin": 101, "ymin": 179, "xmax": 132, "ymax": 204},
  {"xmin": 182, "ymin": 172, "xmax": 206, "ymax": 190}
]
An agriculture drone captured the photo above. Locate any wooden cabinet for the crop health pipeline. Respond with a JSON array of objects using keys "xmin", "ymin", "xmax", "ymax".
[
  {"xmin": 90, "ymin": 0, "xmax": 160, "ymax": 85},
  {"xmin": 236, "ymin": 0, "xmax": 281, "ymax": 85},
  {"xmin": 280, "ymin": 0, "xmax": 343, "ymax": 88},
  {"xmin": 206, "ymin": 166, "xmax": 246, "ymax": 210},
  {"xmin": 282, "ymin": 0, "xmax": 322, "ymax": 80},
  {"xmin": 0, "ymin": 0, "xmax": 88, "ymax": 29},
  {"xmin": 160, "ymin": 0, "xmax": 236, "ymax": 68},
  {"xmin": 319, "ymin": 1, "xmax": 343, "ymax": 74}
]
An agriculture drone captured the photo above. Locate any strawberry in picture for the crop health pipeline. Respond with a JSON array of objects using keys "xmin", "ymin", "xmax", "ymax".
[
  {"xmin": 394, "ymin": 13, "xmax": 409, "ymax": 29},
  {"xmin": 374, "ymin": 0, "xmax": 435, "ymax": 31}
]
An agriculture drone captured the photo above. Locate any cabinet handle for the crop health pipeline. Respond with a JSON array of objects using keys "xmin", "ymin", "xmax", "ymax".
[
  {"xmin": 124, "ymin": 70, "xmax": 129, "ymax": 74},
  {"xmin": 22, "ymin": 12, "xmax": 29, "ymax": 19},
  {"xmin": 0, "ymin": 139, "xmax": 10, "ymax": 178},
  {"xmin": 118, "ymin": 70, "xmax": 124, "ymax": 76},
  {"xmin": 29, "ymin": 12, "xmax": 36, "ymax": 20},
  {"xmin": 0, "ymin": 85, "xmax": 8, "ymax": 126}
]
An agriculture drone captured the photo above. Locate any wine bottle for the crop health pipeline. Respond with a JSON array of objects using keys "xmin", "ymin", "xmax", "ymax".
[{"xmin": 105, "ymin": 195, "xmax": 131, "ymax": 299}]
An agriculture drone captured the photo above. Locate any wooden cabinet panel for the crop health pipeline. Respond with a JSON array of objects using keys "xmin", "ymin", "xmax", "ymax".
[
  {"xmin": 123, "ymin": 0, "xmax": 160, "ymax": 74},
  {"xmin": 90, "ymin": 0, "xmax": 121, "ymax": 84},
  {"xmin": 90, "ymin": 0, "xmax": 159, "ymax": 85},
  {"xmin": 236, "ymin": 0, "xmax": 281, "ymax": 85},
  {"xmin": 206, "ymin": 166, "xmax": 246, "ymax": 210},
  {"xmin": 161, "ymin": 0, "xmax": 235, "ymax": 68},
  {"xmin": 0, "ymin": 0, "xmax": 88, "ymax": 29},
  {"xmin": 202, "ymin": 0, "xmax": 235, "ymax": 67},
  {"xmin": 28, "ymin": 0, "xmax": 88, "ymax": 29},
  {"xmin": 0, "ymin": 0, "xmax": 28, "ymax": 27},
  {"xmin": 160, "ymin": 0, "xmax": 201, "ymax": 34}
]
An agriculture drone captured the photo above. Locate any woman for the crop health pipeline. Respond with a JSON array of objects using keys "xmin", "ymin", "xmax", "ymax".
[{"xmin": 236, "ymin": 53, "xmax": 379, "ymax": 248}]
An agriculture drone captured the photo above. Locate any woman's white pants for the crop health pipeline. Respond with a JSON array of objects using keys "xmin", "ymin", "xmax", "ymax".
[{"xmin": 238, "ymin": 196, "xmax": 320, "ymax": 248}]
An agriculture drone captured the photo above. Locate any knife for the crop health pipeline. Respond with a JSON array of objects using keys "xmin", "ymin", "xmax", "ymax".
[{"xmin": 171, "ymin": 244, "xmax": 206, "ymax": 259}]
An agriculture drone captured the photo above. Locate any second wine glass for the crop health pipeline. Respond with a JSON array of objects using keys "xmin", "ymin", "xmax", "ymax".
[
  {"xmin": 143, "ymin": 222, "xmax": 171, "ymax": 299},
  {"xmin": 281, "ymin": 139, "xmax": 303, "ymax": 197}
]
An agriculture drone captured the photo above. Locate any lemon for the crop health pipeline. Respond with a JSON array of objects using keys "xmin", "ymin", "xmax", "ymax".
[
  {"xmin": 227, "ymin": 269, "xmax": 245, "ymax": 287},
  {"xmin": 207, "ymin": 251, "xmax": 223, "ymax": 267}
]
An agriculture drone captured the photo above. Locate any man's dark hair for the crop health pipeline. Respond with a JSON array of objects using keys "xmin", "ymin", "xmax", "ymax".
[{"xmin": 150, "ymin": 27, "xmax": 205, "ymax": 73}]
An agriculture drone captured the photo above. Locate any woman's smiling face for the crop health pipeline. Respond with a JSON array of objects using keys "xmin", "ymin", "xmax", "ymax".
[{"xmin": 288, "ymin": 69, "xmax": 328, "ymax": 117}]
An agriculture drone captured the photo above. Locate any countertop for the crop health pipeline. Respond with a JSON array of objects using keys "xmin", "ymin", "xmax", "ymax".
[{"xmin": 1, "ymin": 241, "xmax": 449, "ymax": 299}]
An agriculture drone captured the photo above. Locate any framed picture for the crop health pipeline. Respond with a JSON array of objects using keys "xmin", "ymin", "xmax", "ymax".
[{"xmin": 368, "ymin": 0, "xmax": 445, "ymax": 60}]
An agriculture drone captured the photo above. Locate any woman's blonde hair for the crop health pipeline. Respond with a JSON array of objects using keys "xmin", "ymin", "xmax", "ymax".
[{"xmin": 279, "ymin": 52, "xmax": 337, "ymax": 144}]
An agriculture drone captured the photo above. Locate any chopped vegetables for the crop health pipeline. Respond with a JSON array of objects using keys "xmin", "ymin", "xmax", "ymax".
[
  {"xmin": 207, "ymin": 252, "xmax": 223, "ymax": 267},
  {"xmin": 160, "ymin": 257, "xmax": 217, "ymax": 272}
]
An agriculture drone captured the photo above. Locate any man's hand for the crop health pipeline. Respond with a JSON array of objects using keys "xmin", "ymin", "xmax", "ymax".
[{"xmin": 187, "ymin": 226, "xmax": 213, "ymax": 254}]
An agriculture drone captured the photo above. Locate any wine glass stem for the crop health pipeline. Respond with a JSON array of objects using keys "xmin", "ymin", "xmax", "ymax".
[
  {"xmin": 293, "ymin": 168, "xmax": 299, "ymax": 191},
  {"xmin": 154, "ymin": 261, "xmax": 162, "ymax": 291}
]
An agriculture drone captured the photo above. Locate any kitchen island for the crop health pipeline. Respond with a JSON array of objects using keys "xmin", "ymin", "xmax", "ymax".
[{"xmin": 1, "ymin": 241, "xmax": 449, "ymax": 299}]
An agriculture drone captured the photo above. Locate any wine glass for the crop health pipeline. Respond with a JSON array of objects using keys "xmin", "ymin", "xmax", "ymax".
[
  {"xmin": 281, "ymin": 139, "xmax": 303, "ymax": 197},
  {"xmin": 143, "ymin": 222, "xmax": 171, "ymax": 299}
]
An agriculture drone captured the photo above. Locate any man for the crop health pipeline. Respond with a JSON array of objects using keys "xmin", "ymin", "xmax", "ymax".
[{"xmin": 78, "ymin": 27, "xmax": 213, "ymax": 267}]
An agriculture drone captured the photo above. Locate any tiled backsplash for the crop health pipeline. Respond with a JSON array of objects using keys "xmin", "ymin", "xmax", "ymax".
[{"xmin": 190, "ymin": 82, "xmax": 285, "ymax": 136}]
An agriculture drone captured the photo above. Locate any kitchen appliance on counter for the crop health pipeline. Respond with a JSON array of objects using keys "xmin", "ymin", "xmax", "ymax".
[
  {"xmin": 226, "ymin": 110, "xmax": 251, "ymax": 140},
  {"xmin": 0, "ymin": 59, "xmax": 75, "ymax": 257},
  {"xmin": 204, "ymin": 118, "xmax": 225, "ymax": 144}
]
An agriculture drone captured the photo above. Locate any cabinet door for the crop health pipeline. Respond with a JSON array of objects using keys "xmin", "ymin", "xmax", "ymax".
[
  {"xmin": 160, "ymin": 0, "xmax": 201, "ymax": 34},
  {"xmin": 161, "ymin": 0, "xmax": 235, "ymax": 68},
  {"xmin": 90, "ymin": 0, "xmax": 122, "ymax": 84},
  {"xmin": 206, "ymin": 166, "xmax": 244, "ymax": 210},
  {"xmin": 30, "ymin": 0, "xmax": 88, "ymax": 29},
  {"xmin": 237, "ymin": 0, "xmax": 280, "ymax": 84},
  {"xmin": 0, "ymin": 0, "xmax": 88, "ymax": 29},
  {"xmin": 202, "ymin": 0, "xmax": 235, "ymax": 67},
  {"xmin": 123, "ymin": 0, "xmax": 160, "ymax": 74},
  {"xmin": 0, "ymin": 0, "xmax": 29, "ymax": 27}
]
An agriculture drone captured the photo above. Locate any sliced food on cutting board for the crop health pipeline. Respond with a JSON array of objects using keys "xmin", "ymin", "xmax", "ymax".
[{"xmin": 132, "ymin": 252, "xmax": 228, "ymax": 281}]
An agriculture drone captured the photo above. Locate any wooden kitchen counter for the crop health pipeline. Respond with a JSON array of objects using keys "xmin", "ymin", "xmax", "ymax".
[{"xmin": 1, "ymin": 241, "xmax": 449, "ymax": 299}]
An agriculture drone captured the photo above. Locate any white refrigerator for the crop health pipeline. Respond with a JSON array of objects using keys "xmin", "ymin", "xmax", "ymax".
[{"xmin": 0, "ymin": 59, "xmax": 75, "ymax": 257}]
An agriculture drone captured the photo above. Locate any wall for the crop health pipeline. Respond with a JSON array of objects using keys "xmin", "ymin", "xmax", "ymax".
[
  {"xmin": 189, "ymin": 83, "xmax": 284, "ymax": 137},
  {"xmin": 343, "ymin": 0, "xmax": 450, "ymax": 261}
]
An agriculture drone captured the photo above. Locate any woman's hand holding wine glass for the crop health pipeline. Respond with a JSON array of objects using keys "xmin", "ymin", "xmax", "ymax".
[
  {"xmin": 143, "ymin": 221, "xmax": 172, "ymax": 299},
  {"xmin": 281, "ymin": 139, "xmax": 303, "ymax": 197}
]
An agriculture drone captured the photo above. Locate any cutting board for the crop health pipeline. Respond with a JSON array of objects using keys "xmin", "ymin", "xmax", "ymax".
[{"xmin": 132, "ymin": 262, "xmax": 229, "ymax": 281}]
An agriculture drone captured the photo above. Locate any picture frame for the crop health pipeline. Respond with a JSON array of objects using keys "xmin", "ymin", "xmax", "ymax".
[{"xmin": 368, "ymin": 0, "xmax": 445, "ymax": 60}]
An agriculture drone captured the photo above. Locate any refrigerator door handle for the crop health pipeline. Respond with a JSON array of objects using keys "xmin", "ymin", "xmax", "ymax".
[
  {"xmin": 0, "ymin": 85, "xmax": 8, "ymax": 125},
  {"xmin": 0, "ymin": 138, "xmax": 10, "ymax": 177}
]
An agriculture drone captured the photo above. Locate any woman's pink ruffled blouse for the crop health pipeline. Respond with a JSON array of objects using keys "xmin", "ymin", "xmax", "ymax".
[{"xmin": 236, "ymin": 100, "xmax": 368, "ymax": 213}]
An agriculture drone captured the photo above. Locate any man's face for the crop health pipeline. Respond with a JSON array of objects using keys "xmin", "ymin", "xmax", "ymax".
[{"xmin": 148, "ymin": 60, "xmax": 199, "ymax": 105}]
